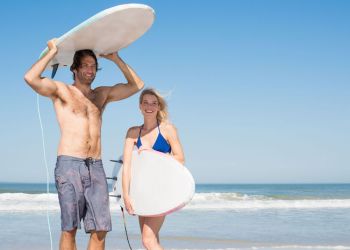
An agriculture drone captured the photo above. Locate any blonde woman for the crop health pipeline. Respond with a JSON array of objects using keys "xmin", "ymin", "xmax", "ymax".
[{"xmin": 122, "ymin": 88, "xmax": 185, "ymax": 250}]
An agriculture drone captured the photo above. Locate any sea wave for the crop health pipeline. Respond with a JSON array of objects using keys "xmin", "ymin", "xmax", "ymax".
[
  {"xmin": 187, "ymin": 193, "xmax": 350, "ymax": 210},
  {"xmin": 166, "ymin": 247, "xmax": 350, "ymax": 250},
  {"xmin": 1, "ymin": 192, "xmax": 350, "ymax": 212},
  {"xmin": 259, "ymin": 245, "xmax": 350, "ymax": 250}
]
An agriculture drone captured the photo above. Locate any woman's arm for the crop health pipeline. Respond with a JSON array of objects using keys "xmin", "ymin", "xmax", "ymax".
[
  {"xmin": 122, "ymin": 127, "xmax": 138, "ymax": 214},
  {"xmin": 166, "ymin": 124, "xmax": 185, "ymax": 165}
]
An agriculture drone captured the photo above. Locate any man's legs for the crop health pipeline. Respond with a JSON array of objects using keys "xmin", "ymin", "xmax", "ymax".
[
  {"xmin": 83, "ymin": 159, "xmax": 112, "ymax": 233},
  {"xmin": 55, "ymin": 156, "xmax": 86, "ymax": 250},
  {"xmin": 88, "ymin": 231, "xmax": 107, "ymax": 250},
  {"xmin": 59, "ymin": 228, "xmax": 77, "ymax": 250}
]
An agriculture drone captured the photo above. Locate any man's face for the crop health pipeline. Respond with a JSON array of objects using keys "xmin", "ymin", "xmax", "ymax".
[{"xmin": 74, "ymin": 56, "xmax": 97, "ymax": 84}]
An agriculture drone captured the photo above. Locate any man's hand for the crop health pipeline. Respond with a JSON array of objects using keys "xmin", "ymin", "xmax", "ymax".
[
  {"xmin": 47, "ymin": 38, "xmax": 58, "ymax": 55},
  {"xmin": 100, "ymin": 52, "xmax": 119, "ymax": 61}
]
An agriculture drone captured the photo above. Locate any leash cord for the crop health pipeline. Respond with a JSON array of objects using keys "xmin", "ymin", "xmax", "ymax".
[
  {"xmin": 37, "ymin": 94, "xmax": 53, "ymax": 250},
  {"xmin": 121, "ymin": 206, "xmax": 133, "ymax": 250}
]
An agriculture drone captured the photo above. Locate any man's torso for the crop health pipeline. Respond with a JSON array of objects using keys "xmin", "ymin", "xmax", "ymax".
[{"xmin": 53, "ymin": 82, "xmax": 108, "ymax": 159}]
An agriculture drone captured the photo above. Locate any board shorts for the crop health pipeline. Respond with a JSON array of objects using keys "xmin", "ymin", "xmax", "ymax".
[{"xmin": 55, "ymin": 155, "xmax": 112, "ymax": 233}]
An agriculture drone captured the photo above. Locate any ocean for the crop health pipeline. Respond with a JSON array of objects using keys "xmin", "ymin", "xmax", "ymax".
[{"xmin": 1, "ymin": 183, "xmax": 350, "ymax": 250}]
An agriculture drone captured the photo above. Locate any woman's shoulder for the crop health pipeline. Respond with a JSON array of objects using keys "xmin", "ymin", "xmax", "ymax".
[
  {"xmin": 160, "ymin": 121, "xmax": 178, "ymax": 135},
  {"xmin": 126, "ymin": 125, "xmax": 142, "ymax": 138}
]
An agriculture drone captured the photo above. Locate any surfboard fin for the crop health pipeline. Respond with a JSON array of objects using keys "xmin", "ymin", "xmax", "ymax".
[
  {"xmin": 51, "ymin": 63, "xmax": 59, "ymax": 78},
  {"xmin": 106, "ymin": 177, "xmax": 118, "ymax": 181},
  {"xmin": 110, "ymin": 159, "xmax": 123, "ymax": 164},
  {"xmin": 109, "ymin": 194, "xmax": 121, "ymax": 198}
]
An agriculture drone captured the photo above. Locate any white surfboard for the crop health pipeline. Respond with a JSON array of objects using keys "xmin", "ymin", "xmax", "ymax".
[
  {"xmin": 40, "ymin": 4, "xmax": 155, "ymax": 71},
  {"xmin": 112, "ymin": 149, "xmax": 195, "ymax": 217}
]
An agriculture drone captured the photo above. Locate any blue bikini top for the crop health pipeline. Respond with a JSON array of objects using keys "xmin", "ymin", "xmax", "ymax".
[{"xmin": 136, "ymin": 123, "xmax": 171, "ymax": 153}]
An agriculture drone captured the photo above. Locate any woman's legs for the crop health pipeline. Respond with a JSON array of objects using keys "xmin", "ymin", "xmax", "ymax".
[{"xmin": 139, "ymin": 216, "xmax": 165, "ymax": 250}]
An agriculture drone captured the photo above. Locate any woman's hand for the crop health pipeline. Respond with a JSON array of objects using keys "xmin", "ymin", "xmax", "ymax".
[{"xmin": 123, "ymin": 196, "xmax": 135, "ymax": 215}]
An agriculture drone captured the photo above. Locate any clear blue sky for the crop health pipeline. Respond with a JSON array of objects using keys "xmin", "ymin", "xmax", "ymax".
[{"xmin": 1, "ymin": 0, "xmax": 349, "ymax": 184}]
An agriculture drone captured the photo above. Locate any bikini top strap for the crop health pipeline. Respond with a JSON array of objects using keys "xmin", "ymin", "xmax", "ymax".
[
  {"xmin": 157, "ymin": 121, "xmax": 160, "ymax": 132},
  {"xmin": 138, "ymin": 125, "xmax": 143, "ymax": 137}
]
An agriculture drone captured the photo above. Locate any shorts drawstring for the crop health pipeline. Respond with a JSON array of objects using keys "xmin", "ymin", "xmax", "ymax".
[{"xmin": 84, "ymin": 157, "xmax": 93, "ymax": 181}]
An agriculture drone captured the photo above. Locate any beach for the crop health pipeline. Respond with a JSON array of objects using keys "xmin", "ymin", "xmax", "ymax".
[
  {"xmin": 1, "ymin": 1, "xmax": 350, "ymax": 249},
  {"xmin": 1, "ymin": 183, "xmax": 350, "ymax": 250}
]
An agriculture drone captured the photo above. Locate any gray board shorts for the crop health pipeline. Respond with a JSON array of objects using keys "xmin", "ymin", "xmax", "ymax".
[{"xmin": 55, "ymin": 155, "xmax": 112, "ymax": 233}]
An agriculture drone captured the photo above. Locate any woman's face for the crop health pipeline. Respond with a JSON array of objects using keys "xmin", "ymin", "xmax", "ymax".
[{"xmin": 140, "ymin": 94, "xmax": 160, "ymax": 118}]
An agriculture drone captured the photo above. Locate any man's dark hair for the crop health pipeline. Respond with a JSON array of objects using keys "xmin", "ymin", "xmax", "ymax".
[{"xmin": 70, "ymin": 49, "xmax": 98, "ymax": 80}]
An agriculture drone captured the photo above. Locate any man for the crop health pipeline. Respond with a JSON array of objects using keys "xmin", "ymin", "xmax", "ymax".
[{"xmin": 24, "ymin": 39, "xmax": 144, "ymax": 250}]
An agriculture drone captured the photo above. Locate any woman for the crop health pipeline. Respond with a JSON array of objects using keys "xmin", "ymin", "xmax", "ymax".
[{"xmin": 122, "ymin": 88, "xmax": 185, "ymax": 250}]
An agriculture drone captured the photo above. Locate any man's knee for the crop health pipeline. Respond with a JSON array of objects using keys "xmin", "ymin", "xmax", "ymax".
[
  {"xmin": 62, "ymin": 228, "xmax": 77, "ymax": 239},
  {"xmin": 90, "ymin": 231, "xmax": 107, "ymax": 242}
]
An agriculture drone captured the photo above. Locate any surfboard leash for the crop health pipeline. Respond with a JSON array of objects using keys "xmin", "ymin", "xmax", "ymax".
[
  {"xmin": 120, "ymin": 206, "xmax": 133, "ymax": 250},
  {"xmin": 36, "ymin": 94, "xmax": 54, "ymax": 250},
  {"xmin": 108, "ymin": 170, "xmax": 133, "ymax": 250},
  {"xmin": 108, "ymin": 159, "xmax": 133, "ymax": 249}
]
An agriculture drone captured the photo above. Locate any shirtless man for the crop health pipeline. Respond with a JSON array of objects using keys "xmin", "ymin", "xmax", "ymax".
[{"xmin": 24, "ymin": 39, "xmax": 144, "ymax": 250}]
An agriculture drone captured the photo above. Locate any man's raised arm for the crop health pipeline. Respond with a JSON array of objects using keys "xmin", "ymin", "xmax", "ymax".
[
  {"xmin": 100, "ymin": 52, "xmax": 144, "ymax": 103},
  {"xmin": 24, "ymin": 39, "xmax": 59, "ymax": 99}
]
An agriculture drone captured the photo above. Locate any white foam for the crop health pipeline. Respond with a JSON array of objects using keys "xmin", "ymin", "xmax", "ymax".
[
  {"xmin": 184, "ymin": 193, "xmax": 350, "ymax": 210},
  {"xmin": 166, "ymin": 247, "xmax": 350, "ymax": 250},
  {"xmin": 1, "ymin": 192, "xmax": 350, "ymax": 212},
  {"xmin": 0, "ymin": 193, "xmax": 59, "ymax": 212},
  {"xmin": 167, "ymin": 246, "xmax": 350, "ymax": 250},
  {"xmin": 253, "ymin": 245, "xmax": 350, "ymax": 250}
]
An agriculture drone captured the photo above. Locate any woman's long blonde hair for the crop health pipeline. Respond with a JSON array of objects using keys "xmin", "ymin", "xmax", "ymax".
[{"xmin": 139, "ymin": 88, "xmax": 168, "ymax": 123}]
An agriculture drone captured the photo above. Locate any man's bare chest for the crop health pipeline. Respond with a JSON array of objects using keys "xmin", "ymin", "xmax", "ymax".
[{"xmin": 63, "ymin": 88, "xmax": 104, "ymax": 117}]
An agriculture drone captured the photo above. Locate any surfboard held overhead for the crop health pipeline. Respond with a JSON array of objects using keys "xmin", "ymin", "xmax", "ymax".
[{"xmin": 39, "ymin": 4, "xmax": 155, "ymax": 72}]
